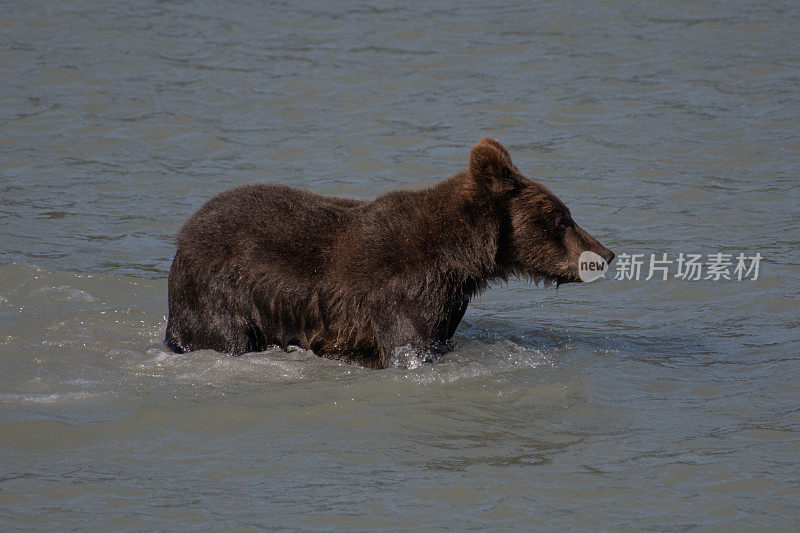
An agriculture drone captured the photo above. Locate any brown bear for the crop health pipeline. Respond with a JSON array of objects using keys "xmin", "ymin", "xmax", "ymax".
[{"xmin": 165, "ymin": 138, "xmax": 614, "ymax": 368}]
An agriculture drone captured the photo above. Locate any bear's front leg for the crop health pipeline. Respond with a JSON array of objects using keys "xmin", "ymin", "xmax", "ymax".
[{"xmin": 369, "ymin": 296, "xmax": 450, "ymax": 367}]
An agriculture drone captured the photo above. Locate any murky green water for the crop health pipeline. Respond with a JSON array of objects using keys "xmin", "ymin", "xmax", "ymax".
[{"xmin": 1, "ymin": 0, "xmax": 799, "ymax": 529}]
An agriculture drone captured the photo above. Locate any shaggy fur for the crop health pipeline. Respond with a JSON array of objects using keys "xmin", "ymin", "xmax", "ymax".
[{"xmin": 165, "ymin": 138, "xmax": 614, "ymax": 368}]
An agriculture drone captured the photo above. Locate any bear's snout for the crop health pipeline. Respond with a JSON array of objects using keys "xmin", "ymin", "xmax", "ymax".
[{"xmin": 572, "ymin": 224, "xmax": 614, "ymax": 266}]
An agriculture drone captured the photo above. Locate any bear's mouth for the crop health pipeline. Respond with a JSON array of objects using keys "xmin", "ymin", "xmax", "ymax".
[
  {"xmin": 522, "ymin": 270, "xmax": 566, "ymax": 287},
  {"xmin": 555, "ymin": 274, "xmax": 581, "ymax": 286},
  {"xmin": 538, "ymin": 267, "xmax": 583, "ymax": 286},
  {"xmin": 533, "ymin": 271, "xmax": 581, "ymax": 286},
  {"xmin": 510, "ymin": 265, "xmax": 580, "ymax": 287}
]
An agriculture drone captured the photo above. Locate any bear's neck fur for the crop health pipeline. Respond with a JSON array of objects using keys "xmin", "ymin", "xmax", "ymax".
[{"xmin": 348, "ymin": 169, "xmax": 512, "ymax": 303}]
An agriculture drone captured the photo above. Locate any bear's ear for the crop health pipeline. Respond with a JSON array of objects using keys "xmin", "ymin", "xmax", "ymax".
[{"xmin": 467, "ymin": 137, "xmax": 517, "ymax": 195}]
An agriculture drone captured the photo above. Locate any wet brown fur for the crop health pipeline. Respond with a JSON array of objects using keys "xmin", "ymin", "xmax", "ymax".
[{"xmin": 165, "ymin": 138, "xmax": 613, "ymax": 368}]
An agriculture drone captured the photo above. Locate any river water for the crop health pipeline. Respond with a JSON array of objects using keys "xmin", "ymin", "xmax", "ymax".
[{"xmin": 1, "ymin": 0, "xmax": 799, "ymax": 529}]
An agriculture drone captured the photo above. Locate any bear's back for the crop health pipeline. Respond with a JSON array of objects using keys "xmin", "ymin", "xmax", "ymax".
[{"xmin": 175, "ymin": 184, "xmax": 365, "ymax": 273}]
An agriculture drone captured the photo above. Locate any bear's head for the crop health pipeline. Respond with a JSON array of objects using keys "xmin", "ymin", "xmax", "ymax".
[{"xmin": 468, "ymin": 137, "xmax": 615, "ymax": 284}]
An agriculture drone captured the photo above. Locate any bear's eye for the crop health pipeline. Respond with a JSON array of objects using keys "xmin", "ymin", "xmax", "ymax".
[{"xmin": 556, "ymin": 215, "xmax": 572, "ymax": 229}]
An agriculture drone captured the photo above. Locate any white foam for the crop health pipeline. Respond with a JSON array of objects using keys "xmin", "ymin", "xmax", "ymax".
[
  {"xmin": 386, "ymin": 332, "xmax": 555, "ymax": 385},
  {"xmin": 36, "ymin": 285, "xmax": 97, "ymax": 303},
  {"xmin": 176, "ymin": 353, "xmax": 305, "ymax": 384},
  {"xmin": 0, "ymin": 391, "xmax": 104, "ymax": 404}
]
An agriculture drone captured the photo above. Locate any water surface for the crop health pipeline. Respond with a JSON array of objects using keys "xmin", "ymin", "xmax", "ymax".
[{"xmin": 1, "ymin": 0, "xmax": 799, "ymax": 529}]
